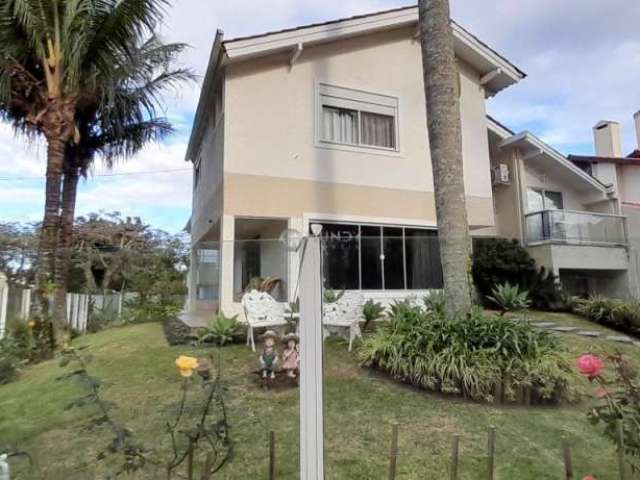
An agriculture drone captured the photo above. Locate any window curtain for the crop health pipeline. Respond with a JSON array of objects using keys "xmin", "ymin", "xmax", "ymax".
[
  {"xmin": 322, "ymin": 107, "xmax": 358, "ymax": 144},
  {"xmin": 361, "ymin": 112, "xmax": 395, "ymax": 148}
]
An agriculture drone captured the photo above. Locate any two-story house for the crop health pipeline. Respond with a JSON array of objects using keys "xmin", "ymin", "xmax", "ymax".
[
  {"xmin": 184, "ymin": 6, "xmax": 638, "ymax": 320},
  {"xmin": 184, "ymin": 6, "xmax": 525, "ymax": 318}
]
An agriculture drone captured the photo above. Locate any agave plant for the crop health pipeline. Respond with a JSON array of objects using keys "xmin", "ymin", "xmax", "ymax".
[
  {"xmin": 487, "ymin": 282, "xmax": 531, "ymax": 315},
  {"xmin": 198, "ymin": 313, "xmax": 242, "ymax": 347}
]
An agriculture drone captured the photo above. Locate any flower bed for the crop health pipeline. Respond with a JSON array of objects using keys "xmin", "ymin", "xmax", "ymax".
[{"xmin": 359, "ymin": 303, "xmax": 576, "ymax": 403}]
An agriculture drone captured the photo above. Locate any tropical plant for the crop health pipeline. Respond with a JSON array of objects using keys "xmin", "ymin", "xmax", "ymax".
[
  {"xmin": 360, "ymin": 303, "xmax": 574, "ymax": 402},
  {"xmin": 472, "ymin": 238, "xmax": 565, "ymax": 310},
  {"xmin": 418, "ymin": 0, "xmax": 473, "ymax": 313},
  {"xmin": 487, "ymin": 282, "xmax": 531, "ymax": 314},
  {"xmin": 574, "ymin": 296, "xmax": 640, "ymax": 335},
  {"xmin": 423, "ymin": 291, "xmax": 447, "ymax": 315},
  {"xmin": 362, "ymin": 299, "xmax": 385, "ymax": 331},
  {"xmin": 198, "ymin": 313, "xmax": 242, "ymax": 346},
  {"xmin": 0, "ymin": 0, "xmax": 191, "ymax": 345}
]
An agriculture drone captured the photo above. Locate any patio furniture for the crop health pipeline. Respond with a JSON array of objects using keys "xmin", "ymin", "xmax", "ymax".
[
  {"xmin": 322, "ymin": 291, "xmax": 365, "ymax": 352},
  {"xmin": 241, "ymin": 290, "xmax": 288, "ymax": 352}
]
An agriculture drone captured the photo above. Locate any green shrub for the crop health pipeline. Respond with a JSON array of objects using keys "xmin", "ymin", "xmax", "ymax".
[
  {"xmin": 0, "ymin": 337, "xmax": 20, "ymax": 384},
  {"xmin": 125, "ymin": 303, "xmax": 182, "ymax": 324},
  {"xmin": 162, "ymin": 316, "xmax": 194, "ymax": 346},
  {"xmin": 472, "ymin": 238, "xmax": 565, "ymax": 311},
  {"xmin": 573, "ymin": 295, "xmax": 640, "ymax": 335},
  {"xmin": 198, "ymin": 313, "xmax": 242, "ymax": 346},
  {"xmin": 487, "ymin": 282, "xmax": 531, "ymax": 314},
  {"xmin": 362, "ymin": 300, "xmax": 385, "ymax": 330},
  {"xmin": 359, "ymin": 304, "xmax": 574, "ymax": 403},
  {"xmin": 423, "ymin": 291, "xmax": 447, "ymax": 315}
]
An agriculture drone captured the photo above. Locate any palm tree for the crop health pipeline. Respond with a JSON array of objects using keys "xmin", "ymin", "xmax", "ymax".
[
  {"xmin": 0, "ymin": 0, "xmax": 190, "ymax": 343},
  {"xmin": 51, "ymin": 36, "xmax": 191, "ymax": 334},
  {"xmin": 418, "ymin": 0, "xmax": 473, "ymax": 313}
]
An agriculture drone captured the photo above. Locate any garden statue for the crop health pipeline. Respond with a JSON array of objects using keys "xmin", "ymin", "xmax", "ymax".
[
  {"xmin": 259, "ymin": 330, "xmax": 279, "ymax": 380},
  {"xmin": 282, "ymin": 333, "xmax": 300, "ymax": 378}
]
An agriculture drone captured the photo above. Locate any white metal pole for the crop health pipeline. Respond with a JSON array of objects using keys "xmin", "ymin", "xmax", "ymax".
[
  {"xmin": 298, "ymin": 236, "xmax": 324, "ymax": 479},
  {"xmin": 0, "ymin": 275, "xmax": 8, "ymax": 339}
]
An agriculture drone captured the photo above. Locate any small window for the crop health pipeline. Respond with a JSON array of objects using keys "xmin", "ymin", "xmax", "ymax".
[
  {"xmin": 194, "ymin": 157, "xmax": 201, "ymax": 189},
  {"xmin": 318, "ymin": 84, "xmax": 399, "ymax": 151}
]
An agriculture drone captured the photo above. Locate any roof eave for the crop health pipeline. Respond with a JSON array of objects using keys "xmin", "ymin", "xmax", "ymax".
[
  {"xmin": 223, "ymin": 7, "xmax": 525, "ymax": 96},
  {"xmin": 185, "ymin": 30, "xmax": 225, "ymax": 163},
  {"xmin": 499, "ymin": 132, "xmax": 610, "ymax": 195}
]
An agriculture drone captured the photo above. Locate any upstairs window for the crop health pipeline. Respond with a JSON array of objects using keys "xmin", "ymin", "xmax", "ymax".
[{"xmin": 318, "ymin": 84, "xmax": 399, "ymax": 151}]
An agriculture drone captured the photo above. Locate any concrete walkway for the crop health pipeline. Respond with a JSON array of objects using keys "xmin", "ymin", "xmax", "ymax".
[
  {"xmin": 178, "ymin": 310, "xmax": 209, "ymax": 328},
  {"xmin": 525, "ymin": 316, "xmax": 640, "ymax": 347}
]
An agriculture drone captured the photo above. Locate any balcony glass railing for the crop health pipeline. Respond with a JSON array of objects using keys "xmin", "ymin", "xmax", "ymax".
[{"xmin": 525, "ymin": 209, "xmax": 627, "ymax": 246}]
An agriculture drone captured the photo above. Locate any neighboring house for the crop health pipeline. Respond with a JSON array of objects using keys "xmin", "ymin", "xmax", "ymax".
[
  {"xmin": 487, "ymin": 118, "xmax": 635, "ymax": 298},
  {"xmin": 184, "ymin": 6, "xmax": 638, "ymax": 319}
]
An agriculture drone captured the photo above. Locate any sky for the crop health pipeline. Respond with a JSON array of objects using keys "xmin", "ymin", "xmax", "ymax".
[{"xmin": 1, "ymin": 0, "xmax": 639, "ymax": 233}]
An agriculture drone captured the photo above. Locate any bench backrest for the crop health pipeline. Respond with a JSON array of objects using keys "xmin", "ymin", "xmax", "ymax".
[
  {"xmin": 241, "ymin": 290, "xmax": 284, "ymax": 326},
  {"xmin": 323, "ymin": 291, "xmax": 364, "ymax": 325}
]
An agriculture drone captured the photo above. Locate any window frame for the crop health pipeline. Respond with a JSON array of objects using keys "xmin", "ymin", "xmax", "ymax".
[
  {"xmin": 315, "ymin": 82, "xmax": 400, "ymax": 154},
  {"xmin": 314, "ymin": 221, "xmax": 442, "ymax": 291},
  {"xmin": 527, "ymin": 187, "xmax": 564, "ymax": 212}
]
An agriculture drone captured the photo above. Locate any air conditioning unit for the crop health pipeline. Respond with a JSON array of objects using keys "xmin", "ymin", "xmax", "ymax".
[{"xmin": 491, "ymin": 163, "xmax": 510, "ymax": 186}]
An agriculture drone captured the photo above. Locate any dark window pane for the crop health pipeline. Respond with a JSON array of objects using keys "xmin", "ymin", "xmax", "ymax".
[
  {"xmin": 544, "ymin": 191, "xmax": 563, "ymax": 210},
  {"xmin": 405, "ymin": 229, "xmax": 443, "ymax": 289},
  {"xmin": 361, "ymin": 226, "xmax": 382, "ymax": 290},
  {"xmin": 361, "ymin": 112, "xmax": 395, "ymax": 149},
  {"xmin": 383, "ymin": 227, "xmax": 405, "ymax": 289},
  {"xmin": 318, "ymin": 223, "xmax": 359, "ymax": 290}
]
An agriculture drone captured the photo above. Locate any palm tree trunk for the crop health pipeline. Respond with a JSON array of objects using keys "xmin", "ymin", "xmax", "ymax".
[
  {"xmin": 418, "ymin": 0, "xmax": 473, "ymax": 314},
  {"xmin": 53, "ymin": 165, "xmax": 79, "ymax": 342},
  {"xmin": 37, "ymin": 136, "xmax": 66, "ymax": 344}
]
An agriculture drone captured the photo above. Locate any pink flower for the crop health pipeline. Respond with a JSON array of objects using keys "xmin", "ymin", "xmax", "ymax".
[
  {"xmin": 582, "ymin": 475, "xmax": 597, "ymax": 480},
  {"xmin": 577, "ymin": 354, "xmax": 604, "ymax": 378}
]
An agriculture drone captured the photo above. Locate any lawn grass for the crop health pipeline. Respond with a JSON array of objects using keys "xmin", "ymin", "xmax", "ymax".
[{"xmin": 0, "ymin": 312, "xmax": 637, "ymax": 479}]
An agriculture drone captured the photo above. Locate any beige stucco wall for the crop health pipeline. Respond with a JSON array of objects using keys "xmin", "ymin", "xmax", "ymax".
[
  {"xmin": 222, "ymin": 26, "xmax": 494, "ymax": 227},
  {"xmin": 224, "ymin": 173, "xmax": 494, "ymax": 228},
  {"xmin": 527, "ymin": 244, "xmax": 629, "ymax": 275},
  {"xmin": 489, "ymin": 145, "xmax": 522, "ymax": 240},
  {"xmin": 619, "ymin": 165, "xmax": 640, "ymax": 204},
  {"xmin": 191, "ymin": 114, "xmax": 225, "ymax": 243}
]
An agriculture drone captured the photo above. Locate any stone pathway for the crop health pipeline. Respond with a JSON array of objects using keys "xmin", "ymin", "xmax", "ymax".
[{"xmin": 524, "ymin": 317, "xmax": 637, "ymax": 346}]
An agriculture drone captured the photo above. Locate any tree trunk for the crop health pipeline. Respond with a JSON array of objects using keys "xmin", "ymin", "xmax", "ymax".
[
  {"xmin": 418, "ymin": 0, "xmax": 473, "ymax": 314},
  {"xmin": 37, "ymin": 137, "xmax": 65, "ymax": 305},
  {"xmin": 53, "ymin": 165, "xmax": 79, "ymax": 342}
]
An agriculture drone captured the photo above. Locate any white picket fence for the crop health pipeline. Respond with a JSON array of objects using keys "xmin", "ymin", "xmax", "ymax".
[
  {"xmin": 0, "ymin": 278, "xmax": 123, "ymax": 337},
  {"xmin": 66, "ymin": 293, "xmax": 90, "ymax": 332}
]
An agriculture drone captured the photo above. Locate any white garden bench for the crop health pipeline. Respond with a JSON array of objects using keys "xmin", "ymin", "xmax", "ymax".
[
  {"xmin": 241, "ymin": 290, "xmax": 288, "ymax": 352},
  {"xmin": 322, "ymin": 291, "xmax": 365, "ymax": 352}
]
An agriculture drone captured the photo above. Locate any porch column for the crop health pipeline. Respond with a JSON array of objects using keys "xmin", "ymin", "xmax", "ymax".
[
  {"xmin": 219, "ymin": 214, "xmax": 235, "ymax": 314},
  {"xmin": 288, "ymin": 216, "xmax": 304, "ymax": 302}
]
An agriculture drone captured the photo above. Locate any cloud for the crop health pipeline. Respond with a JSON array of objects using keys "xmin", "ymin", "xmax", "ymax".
[{"xmin": 1, "ymin": 0, "xmax": 639, "ymax": 231}]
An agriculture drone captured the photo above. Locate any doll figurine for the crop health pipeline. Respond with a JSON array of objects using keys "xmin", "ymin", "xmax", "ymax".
[
  {"xmin": 281, "ymin": 333, "xmax": 300, "ymax": 378},
  {"xmin": 259, "ymin": 330, "xmax": 279, "ymax": 380}
]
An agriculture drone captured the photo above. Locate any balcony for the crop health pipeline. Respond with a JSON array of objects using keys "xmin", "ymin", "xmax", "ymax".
[{"xmin": 525, "ymin": 209, "xmax": 627, "ymax": 247}]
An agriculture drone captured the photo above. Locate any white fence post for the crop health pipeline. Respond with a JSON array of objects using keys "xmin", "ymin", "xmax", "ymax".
[
  {"xmin": 0, "ymin": 273, "xmax": 8, "ymax": 339},
  {"xmin": 20, "ymin": 288, "xmax": 32, "ymax": 320},
  {"xmin": 298, "ymin": 236, "xmax": 325, "ymax": 480}
]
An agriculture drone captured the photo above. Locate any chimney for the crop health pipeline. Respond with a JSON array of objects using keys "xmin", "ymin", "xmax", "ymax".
[
  {"xmin": 593, "ymin": 120, "xmax": 623, "ymax": 157},
  {"xmin": 634, "ymin": 111, "xmax": 640, "ymax": 149}
]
